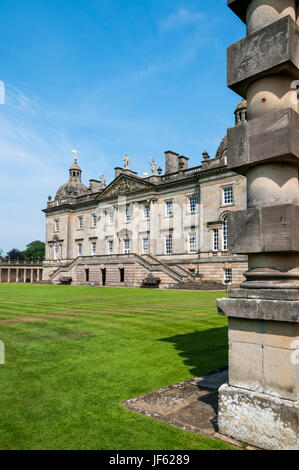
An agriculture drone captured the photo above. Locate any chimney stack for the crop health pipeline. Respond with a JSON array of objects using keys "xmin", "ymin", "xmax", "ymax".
[{"xmin": 164, "ymin": 151, "xmax": 179, "ymax": 174}]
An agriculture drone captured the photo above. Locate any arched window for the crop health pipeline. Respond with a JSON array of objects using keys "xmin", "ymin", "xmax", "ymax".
[{"xmin": 223, "ymin": 216, "xmax": 228, "ymax": 251}]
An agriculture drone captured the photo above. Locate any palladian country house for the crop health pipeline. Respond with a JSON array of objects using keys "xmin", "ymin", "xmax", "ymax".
[{"xmin": 41, "ymin": 101, "xmax": 248, "ymax": 288}]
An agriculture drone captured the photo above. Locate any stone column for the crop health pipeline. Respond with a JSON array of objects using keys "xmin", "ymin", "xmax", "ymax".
[
  {"xmin": 217, "ymin": 0, "xmax": 299, "ymax": 449},
  {"xmin": 23, "ymin": 269, "xmax": 26, "ymax": 283},
  {"xmin": 16, "ymin": 269, "xmax": 19, "ymax": 283},
  {"xmin": 30, "ymin": 269, "xmax": 33, "ymax": 283},
  {"xmin": 7, "ymin": 268, "xmax": 10, "ymax": 283}
]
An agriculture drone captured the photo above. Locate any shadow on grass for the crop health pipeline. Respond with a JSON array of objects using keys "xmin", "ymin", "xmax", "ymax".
[{"xmin": 159, "ymin": 327, "xmax": 228, "ymax": 377}]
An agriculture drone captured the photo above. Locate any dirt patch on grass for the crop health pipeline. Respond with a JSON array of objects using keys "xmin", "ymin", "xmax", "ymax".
[
  {"xmin": 2, "ymin": 314, "xmax": 76, "ymax": 323},
  {"xmin": 2, "ymin": 317, "xmax": 42, "ymax": 323}
]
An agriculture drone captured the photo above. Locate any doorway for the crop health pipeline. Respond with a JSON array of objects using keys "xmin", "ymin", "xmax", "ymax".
[
  {"xmin": 101, "ymin": 269, "xmax": 106, "ymax": 286},
  {"xmin": 119, "ymin": 268, "xmax": 125, "ymax": 283}
]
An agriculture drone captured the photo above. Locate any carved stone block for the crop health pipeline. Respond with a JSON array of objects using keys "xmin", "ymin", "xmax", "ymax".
[
  {"xmin": 228, "ymin": 16, "xmax": 299, "ymax": 97},
  {"xmin": 228, "ymin": 204, "xmax": 299, "ymax": 253},
  {"xmin": 228, "ymin": 109, "xmax": 299, "ymax": 173}
]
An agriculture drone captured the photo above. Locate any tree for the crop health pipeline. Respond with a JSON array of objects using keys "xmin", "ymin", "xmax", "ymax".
[
  {"xmin": 6, "ymin": 249, "xmax": 24, "ymax": 261},
  {"xmin": 23, "ymin": 241, "xmax": 45, "ymax": 261}
]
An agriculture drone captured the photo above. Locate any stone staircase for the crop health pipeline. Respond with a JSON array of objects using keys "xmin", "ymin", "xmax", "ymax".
[
  {"xmin": 49, "ymin": 253, "xmax": 197, "ymax": 286},
  {"xmin": 141, "ymin": 254, "xmax": 196, "ymax": 283}
]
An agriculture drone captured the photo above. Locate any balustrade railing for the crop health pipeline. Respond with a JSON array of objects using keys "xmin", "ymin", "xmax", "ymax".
[{"xmin": 0, "ymin": 259, "xmax": 44, "ymax": 266}]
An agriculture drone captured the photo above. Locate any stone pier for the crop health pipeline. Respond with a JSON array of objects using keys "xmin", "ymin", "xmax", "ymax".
[{"xmin": 216, "ymin": 0, "xmax": 299, "ymax": 449}]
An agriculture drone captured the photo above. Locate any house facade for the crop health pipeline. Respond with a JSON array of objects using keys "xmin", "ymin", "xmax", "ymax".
[{"xmin": 43, "ymin": 102, "xmax": 248, "ymax": 288}]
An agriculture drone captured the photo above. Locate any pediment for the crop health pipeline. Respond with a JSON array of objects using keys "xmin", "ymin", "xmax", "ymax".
[{"xmin": 97, "ymin": 174, "xmax": 155, "ymax": 199}]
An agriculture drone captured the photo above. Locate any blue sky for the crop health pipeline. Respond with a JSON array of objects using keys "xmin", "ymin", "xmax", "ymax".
[{"xmin": 0, "ymin": 0, "xmax": 244, "ymax": 252}]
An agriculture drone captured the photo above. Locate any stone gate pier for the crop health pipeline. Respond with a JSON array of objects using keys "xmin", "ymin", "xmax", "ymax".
[{"xmin": 217, "ymin": 0, "xmax": 299, "ymax": 449}]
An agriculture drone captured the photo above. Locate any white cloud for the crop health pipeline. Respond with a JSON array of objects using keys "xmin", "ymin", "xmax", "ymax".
[
  {"xmin": 158, "ymin": 8, "xmax": 204, "ymax": 31},
  {"xmin": 0, "ymin": 83, "xmax": 70, "ymax": 173}
]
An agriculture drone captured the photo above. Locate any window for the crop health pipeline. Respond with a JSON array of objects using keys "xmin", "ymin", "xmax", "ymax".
[
  {"xmin": 54, "ymin": 219, "xmax": 59, "ymax": 232},
  {"xmin": 54, "ymin": 244, "xmax": 59, "ymax": 260},
  {"xmin": 143, "ymin": 237, "xmax": 149, "ymax": 254},
  {"xmin": 223, "ymin": 216, "xmax": 228, "ymax": 251},
  {"xmin": 223, "ymin": 186, "xmax": 234, "ymax": 205},
  {"xmin": 126, "ymin": 207, "xmax": 132, "ymax": 223},
  {"xmin": 189, "ymin": 196, "xmax": 197, "ymax": 213},
  {"xmin": 78, "ymin": 216, "xmax": 83, "ymax": 229},
  {"xmin": 91, "ymin": 241, "xmax": 96, "ymax": 255},
  {"xmin": 224, "ymin": 268, "xmax": 232, "ymax": 284},
  {"xmin": 109, "ymin": 212, "xmax": 114, "ymax": 224},
  {"xmin": 92, "ymin": 214, "xmax": 97, "ymax": 228},
  {"xmin": 108, "ymin": 240, "xmax": 113, "ymax": 254},
  {"xmin": 189, "ymin": 232, "xmax": 197, "ymax": 253},
  {"xmin": 165, "ymin": 234, "xmax": 173, "ymax": 254},
  {"xmin": 213, "ymin": 229, "xmax": 219, "ymax": 252},
  {"xmin": 144, "ymin": 205, "xmax": 150, "ymax": 220},
  {"xmin": 166, "ymin": 200, "xmax": 173, "ymax": 217},
  {"xmin": 78, "ymin": 243, "xmax": 83, "ymax": 256},
  {"xmin": 124, "ymin": 239, "xmax": 130, "ymax": 254}
]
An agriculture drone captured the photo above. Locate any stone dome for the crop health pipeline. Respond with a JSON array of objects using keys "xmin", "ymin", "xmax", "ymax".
[
  {"xmin": 55, "ymin": 156, "xmax": 89, "ymax": 200},
  {"xmin": 234, "ymin": 99, "xmax": 247, "ymax": 125},
  {"xmin": 234, "ymin": 99, "xmax": 247, "ymax": 113},
  {"xmin": 215, "ymin": 134, "xmax": 227, "ymax": 160},
  {"xmin": 55, "ymin": 181, "xmax": 89, "ymax": 200},
  {"xmin": 69, "ymin": 161, "xmax": 82, "ymax": 172}
]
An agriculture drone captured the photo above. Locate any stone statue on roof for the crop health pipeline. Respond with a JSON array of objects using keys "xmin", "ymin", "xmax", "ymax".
[
  {"xmin": 150, "ymin": 158, "xmax": 157, "ymax": 176},
  {"xmin": 100, "ymin": 174, "xmax": 106, "ymax": 187},
  {"xmin": 123, "ymin": 154, "xmax": 130, "ymax": 170}
]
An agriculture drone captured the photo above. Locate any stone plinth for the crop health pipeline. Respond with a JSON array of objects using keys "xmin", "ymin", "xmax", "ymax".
[
  {"xmin": 218, "ymin": 383, "xmax": 299, "ymax": 450},
  {"xmin": 217, "ymin": 289, "xmax": 299, "ymax": 447}
]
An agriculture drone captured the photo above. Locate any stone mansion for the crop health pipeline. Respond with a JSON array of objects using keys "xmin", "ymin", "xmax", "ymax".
[{"xmin": 42, "ymin": 102, "xmax": 248, "ymax": 288}]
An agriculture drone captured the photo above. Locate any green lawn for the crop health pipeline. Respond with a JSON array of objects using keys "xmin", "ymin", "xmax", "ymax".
[{"xmin": 0, "ymin": 284, "xmax": 232, "ymax": 450}]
